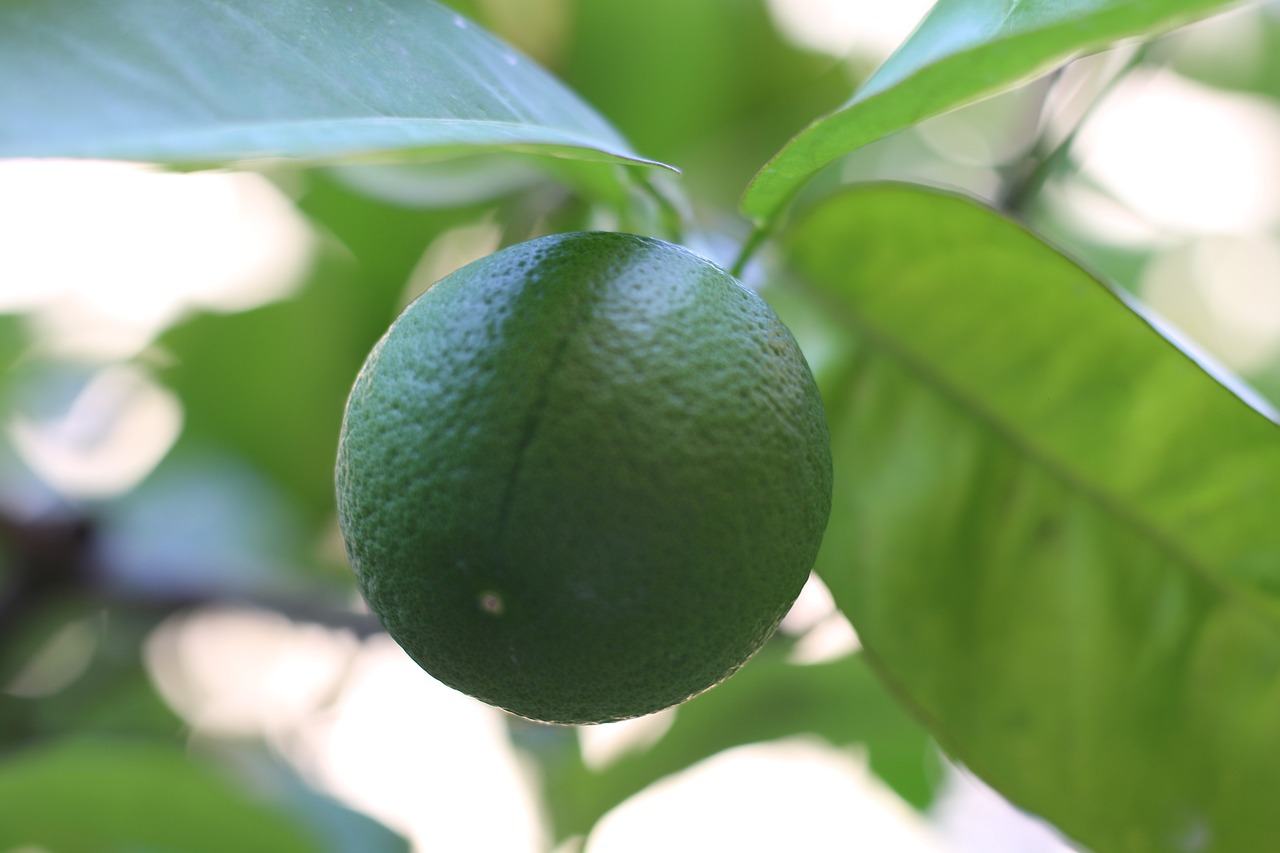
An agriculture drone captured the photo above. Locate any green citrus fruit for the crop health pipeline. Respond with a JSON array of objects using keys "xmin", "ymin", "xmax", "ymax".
[{"xmin": 336, "ymin": 231, "xmax": 831, "ymax": 724}]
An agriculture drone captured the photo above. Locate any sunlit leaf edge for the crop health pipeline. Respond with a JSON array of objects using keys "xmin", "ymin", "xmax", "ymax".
[
  {"xmin": 3, "ymin": 125, "xmax": 675, "ymax": 173},
  {"xmin": 740, "ymin": 0, "xmax": 1247, "ymax": 221}
]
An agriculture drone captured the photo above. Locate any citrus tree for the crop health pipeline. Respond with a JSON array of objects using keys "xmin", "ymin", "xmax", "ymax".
[{"xmin": 1, "ymin": 0, "xmax": 1276, "ymax": 850}]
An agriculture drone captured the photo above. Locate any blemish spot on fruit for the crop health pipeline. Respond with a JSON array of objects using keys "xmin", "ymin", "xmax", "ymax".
[{"xmin": 478, "ymin": 591, "xmax": 505, "ymax": 616}]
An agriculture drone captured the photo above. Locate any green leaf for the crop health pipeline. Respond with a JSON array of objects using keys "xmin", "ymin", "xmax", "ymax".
[
  {"xmin": 785, "ymin": 184, "xmax": 1280, "ymax": 852},
  {"xmin": 0, "ymin": 0, "xmax": 668, "ymax": 173},
  {"xmin": 742, "ymin": 0, "xmax": 1246, "ymax": 221},
  {"xmin": 0, "ymin": 314, "xmax": 25, "ymax": 373},
  {"xmin": 523, "ymin": 644, "xmax": 938, "ymax": 844},
  {"xmin": 0, "ymin": 737, "xmax": 321, "ymax": 852}
]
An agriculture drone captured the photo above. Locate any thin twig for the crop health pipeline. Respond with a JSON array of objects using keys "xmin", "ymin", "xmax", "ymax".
[
  {"xmin": 1000, "ymin": 44, "xmax": 1151, "ymax": 216},
  {"xmin": 730, "ymin": 225, "xmax": 770, "ymax": 279}
]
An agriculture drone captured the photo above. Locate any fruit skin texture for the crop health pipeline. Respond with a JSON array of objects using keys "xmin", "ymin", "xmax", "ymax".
[{"xmin": 336, "ymin": 231, "xmax": 832, "ymax": 725}]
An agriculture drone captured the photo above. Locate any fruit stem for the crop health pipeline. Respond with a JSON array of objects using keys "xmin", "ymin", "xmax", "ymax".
[
  {"xmin": 633, "ymin": 172, "xmax": 691, "ymax": 244},
  {"xmin": 730, "ymin": 224, "xmax": 769, "ymax": 279}
]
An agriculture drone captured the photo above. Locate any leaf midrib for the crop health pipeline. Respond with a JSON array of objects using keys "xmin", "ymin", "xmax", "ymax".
[{"xmin": 797, "ymin": 275, "xmax": 1280, "ymax": 634}]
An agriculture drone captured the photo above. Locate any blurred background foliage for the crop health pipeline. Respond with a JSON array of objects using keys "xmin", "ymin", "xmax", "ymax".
[{"xmin": 2, "ymin": 0, "xmax": 1279, "ymax": 850}]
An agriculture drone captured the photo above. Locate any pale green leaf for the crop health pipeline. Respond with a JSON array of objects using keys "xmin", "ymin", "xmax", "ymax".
[{"xmin": 785, "ymin": 183, "xmax": 1280, "ymax": 852}]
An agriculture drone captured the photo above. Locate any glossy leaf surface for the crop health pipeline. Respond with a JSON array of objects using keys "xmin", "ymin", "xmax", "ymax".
[{"xmin": 0, "ymin": 0, "xmax": 666, "ymax": 172}]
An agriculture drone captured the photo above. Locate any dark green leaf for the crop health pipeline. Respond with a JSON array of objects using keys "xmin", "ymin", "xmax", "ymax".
[
  {"xmin": 0, "ymin": 0, "xmax": 668, "ymax": 174},
  {"xmin": 0, "ymin": 737, "xmax": 321, "ymax": 852},
  {"xmin": 743, "ymin": 0, "xmax": 1246, "ymax": 221},
  {"xmin": 785, "ymin": 184, "xmax": 1280, "ymax": 852},
  {"xmin": 0, "ymin": 607, "xmax": 183, "ymax": 748}
]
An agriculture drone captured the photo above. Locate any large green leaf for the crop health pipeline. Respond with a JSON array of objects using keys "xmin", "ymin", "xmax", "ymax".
[
  {"xmin": 742, "ymin": 0, "xmax": 1245, "ymax": 221},
  {"xmin": 0, "ymin": 737, "xmax": 320, "ymax": 852},
  {"xmin": 785, "ymin": 184, "xmax": 1280, "ymax": 852},
  {"xmin": 0, "ymin": 0, "xmax": 667, "ymax": 173}
]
